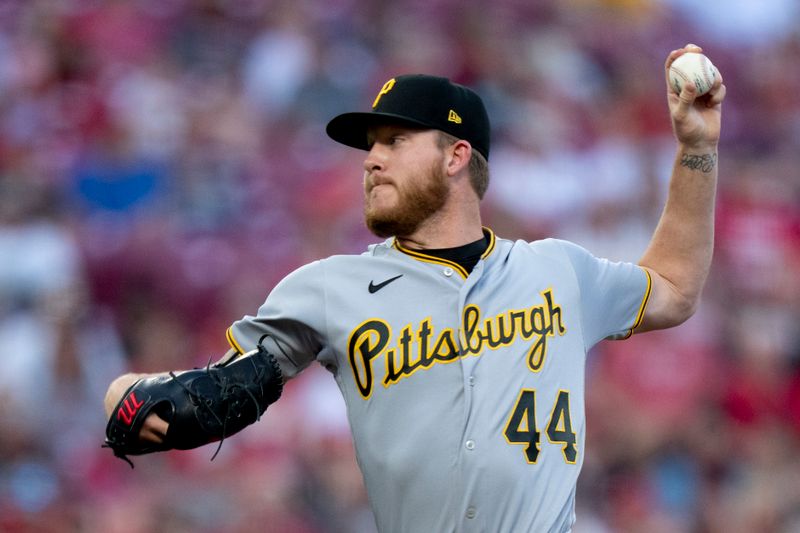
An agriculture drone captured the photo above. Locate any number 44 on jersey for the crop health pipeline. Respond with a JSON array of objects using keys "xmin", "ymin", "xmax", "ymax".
[{"xmin": 504, "ymin": 389, "xmax": 578, "ymax": 464}]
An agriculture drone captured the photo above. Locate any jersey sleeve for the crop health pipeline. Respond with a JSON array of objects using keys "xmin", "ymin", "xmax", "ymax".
[
  {"xmin": 555, "ymin": 239, "xmax": 651, "ymax": 347},
  {"xmin": 226, "ymin": 261, "xmax": 328, "ymax": 379}
]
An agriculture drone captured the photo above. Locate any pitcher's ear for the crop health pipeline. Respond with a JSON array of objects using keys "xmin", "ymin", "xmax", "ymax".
[{"xmin": 446, "ymin": 139, "xmax": 472, "ymax": 176}]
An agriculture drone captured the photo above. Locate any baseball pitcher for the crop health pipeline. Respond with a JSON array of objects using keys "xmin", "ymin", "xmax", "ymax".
[{"xmin": 103, "ymin": 44, "xmax": 725, "ymax": 532}]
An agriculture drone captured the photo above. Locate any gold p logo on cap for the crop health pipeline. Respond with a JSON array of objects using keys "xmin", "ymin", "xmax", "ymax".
[{"xmin": 372, "ymin": 78, "xmax": 396, "ymax": 108}]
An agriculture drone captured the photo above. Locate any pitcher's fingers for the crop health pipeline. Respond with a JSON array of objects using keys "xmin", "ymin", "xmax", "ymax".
[
  {"xmin": 665, "ymin": 48, "xmax": 683, "ymax": 71},
  {"xmin": 677, "ymin": 79, "xmax": 699, "ymax": 110},
  {"xmin": 706, "ymin": 82, "xmax": 726, "ymax": 107},
  {"xmin": 140, "ymin": 413, "xmax": 169, "ymax": 443}
]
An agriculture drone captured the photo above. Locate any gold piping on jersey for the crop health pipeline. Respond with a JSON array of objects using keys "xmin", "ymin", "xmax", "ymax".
[
  {"xmin": 620, "ymin": 267, "xmax": 653, "ymax": 339},
  {"xmin": 481, "ymin": 227, "xmax": 496, "ymax": 259},
  {"xmin": 392, "ymin": 227, "xmax": 497, "ymax": 279},
  {"xmin": 393, "ymin": 243, "xmax": 469, "ymax": 278},
  {"xmin": 226, "ymin": 327, "xmax": 245, "ymax": 354}
]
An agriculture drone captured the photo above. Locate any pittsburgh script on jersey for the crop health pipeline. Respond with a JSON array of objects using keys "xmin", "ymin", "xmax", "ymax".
[{"xmin": 347, "ymin": 289, "xmax": 566, "ymax": 399}]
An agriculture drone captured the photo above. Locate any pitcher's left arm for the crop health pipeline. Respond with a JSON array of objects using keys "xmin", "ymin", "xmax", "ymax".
[{"xmin": 637, "ymin": 44, "xmax": 726, "ymax": 332}]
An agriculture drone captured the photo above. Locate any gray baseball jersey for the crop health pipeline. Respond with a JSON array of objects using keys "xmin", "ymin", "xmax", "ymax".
[{"xmin": 227, "ymin": 229, "xmax": 651, "ymax": 533}]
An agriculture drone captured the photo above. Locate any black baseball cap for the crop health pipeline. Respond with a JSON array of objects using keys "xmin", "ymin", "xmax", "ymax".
[{"xmin": 326, "ymin": 74, "xmax": 491, "ymax": 160}]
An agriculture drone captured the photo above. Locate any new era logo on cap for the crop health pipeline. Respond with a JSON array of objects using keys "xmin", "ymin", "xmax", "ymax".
[{"xmin": 326, "ymin": 74, "xmax": 491, "ymax": 160}]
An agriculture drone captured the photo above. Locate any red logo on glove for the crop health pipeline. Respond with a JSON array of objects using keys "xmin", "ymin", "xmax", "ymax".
[{"xmin": 117, "ymin": 391, "xmax": 144, "ymax": 426}]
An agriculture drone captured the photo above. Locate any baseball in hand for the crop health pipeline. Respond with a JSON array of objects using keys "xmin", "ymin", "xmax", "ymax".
[{"xmin": 668, "ymin": 52, "xmax": 718, "ymax": 96}]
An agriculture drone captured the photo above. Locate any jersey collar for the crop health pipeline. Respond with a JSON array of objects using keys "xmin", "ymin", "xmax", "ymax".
[{"xmin": 391, "ymin": 227, "xmax": 496, "ymax": 279}]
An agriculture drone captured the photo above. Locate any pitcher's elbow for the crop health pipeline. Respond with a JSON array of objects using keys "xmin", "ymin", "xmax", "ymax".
[{"xmin": 672, "ymin": 292, "xmax": 700, "ymax": 326}]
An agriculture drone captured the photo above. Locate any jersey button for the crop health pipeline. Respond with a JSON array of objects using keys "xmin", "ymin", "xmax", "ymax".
[
  {"xmin": 443, "ymin": 267, "xmax": 454, "ymax": 277},
  {"xmin": 465, "ymin": 439, "xmax": 475, "ymax": 450},
  {"xmin": 468, "ymin": 376, "xmax": 475, "ymax": 386},
  {"xmin": 465, "ymin": 507, "xmax": 477, "ymax": 519}
]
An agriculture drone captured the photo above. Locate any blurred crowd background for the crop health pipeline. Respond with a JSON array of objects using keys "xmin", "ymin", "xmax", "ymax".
[{"xmin": 1, "ymin": 0, "xmax": 799, "ymax": 531}]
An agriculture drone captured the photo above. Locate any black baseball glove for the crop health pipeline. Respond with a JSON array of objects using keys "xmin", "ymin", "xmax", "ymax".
[{"xmin": 104, "ymin": 343, "xmax": 283, "ymax": 467}]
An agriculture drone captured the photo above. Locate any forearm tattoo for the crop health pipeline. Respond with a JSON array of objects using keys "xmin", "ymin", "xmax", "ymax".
[{"xmin": 680, "ymin": 152, "xmax": 717, "ymax": 173}]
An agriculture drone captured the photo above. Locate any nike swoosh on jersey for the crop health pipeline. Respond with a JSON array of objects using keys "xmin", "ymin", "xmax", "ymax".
[{"xmin": 368, "ymin": 274, "xmax": 403, "ymax": 293}]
